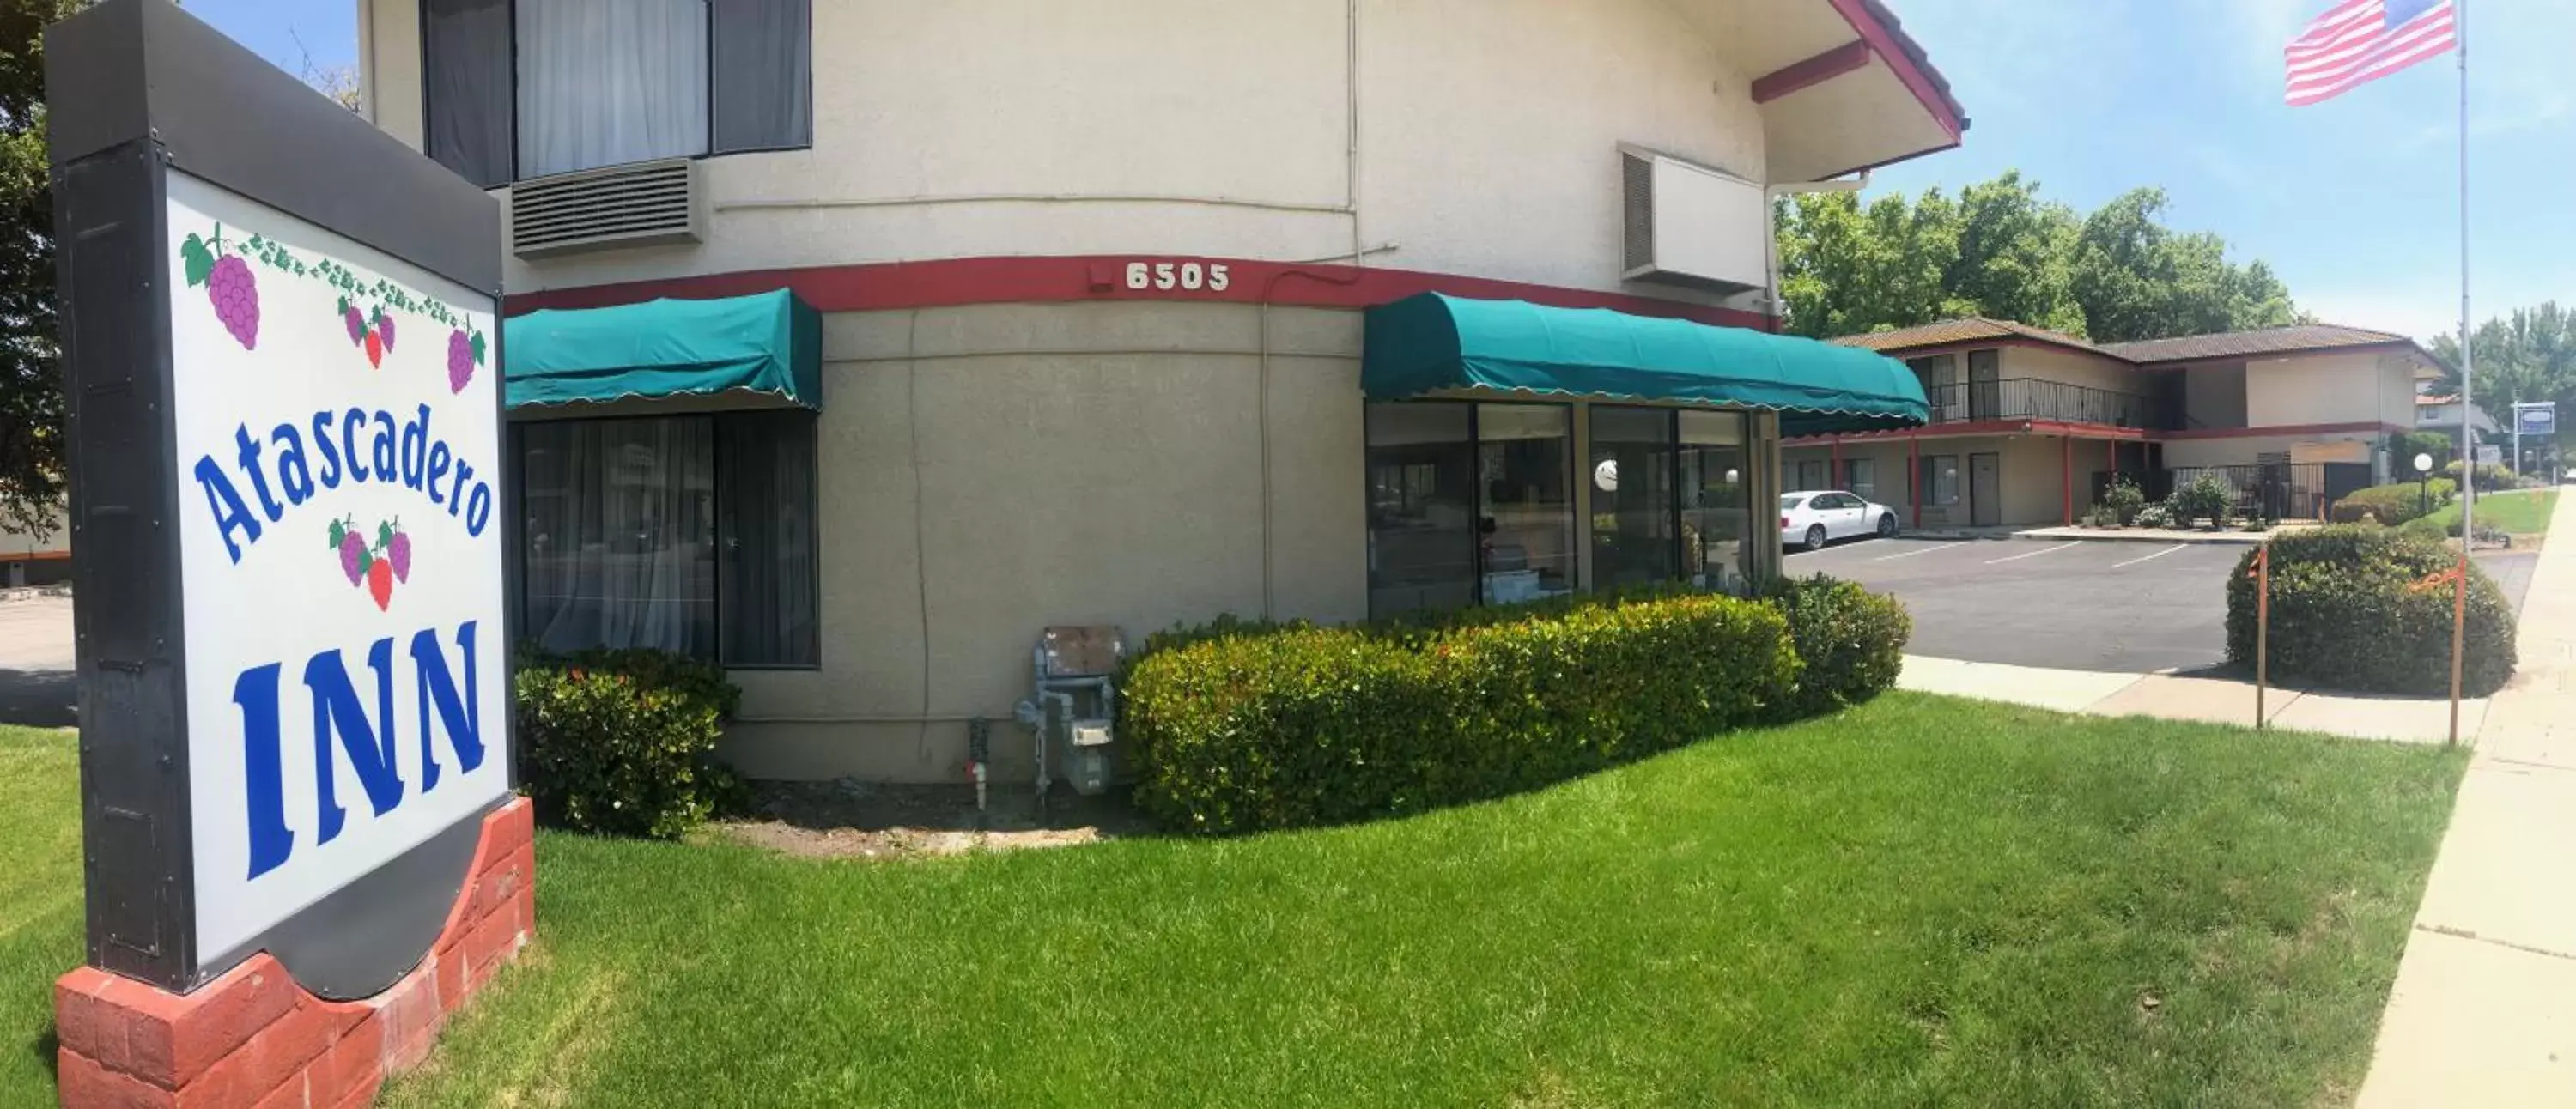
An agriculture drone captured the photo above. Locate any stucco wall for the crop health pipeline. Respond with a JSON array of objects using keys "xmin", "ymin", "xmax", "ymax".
[
  {"xmin": 2245, "ymin": 350, "xmax": 2412, "ymax": 428},
  {"xmin": 1998, "ymin": 346, "xmax": 2142, "ymax": 396},
  {"xmin": 362, "ymin": 0, "xmax": 1769, "ymax": 311},
  {"xmin": 2162, "ymin": 431, "xmax": 2385, "ymax": 474},
  {"xmin": 716, "ymin": 301, "xmax": 1366, "ymax": 781}
]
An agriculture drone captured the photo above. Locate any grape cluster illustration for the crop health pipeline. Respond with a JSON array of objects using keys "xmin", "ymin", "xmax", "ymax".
[
  {"xmin": 337, "ymin": 295, "xmax": 400, "ymax": 368},
  {"xmin": 447, "ymin": 327, "xmax": 488, "ymax": 393},
  {"xmin": 179, "ymin": 227, "xmax": 259, "ymax": 350},
  {"xmin": 328, "ymin": 515, "xmax": 413, "ymax": 611}
]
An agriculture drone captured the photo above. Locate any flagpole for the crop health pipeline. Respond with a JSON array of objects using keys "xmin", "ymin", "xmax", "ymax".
[{"xmin": 2458, "ymin": 0, "xmax": 2476, "ymax": 543}]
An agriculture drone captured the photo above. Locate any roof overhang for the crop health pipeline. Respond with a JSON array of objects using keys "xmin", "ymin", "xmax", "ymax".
[{"xmin": 1674, "ymin": 0, "xmax": 1969, "ymax": 182}]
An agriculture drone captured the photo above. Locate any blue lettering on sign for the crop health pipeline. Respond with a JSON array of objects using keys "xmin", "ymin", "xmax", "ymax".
[
  {"xmin": 234, "ymin": 620, "xmax": 489, "ymax": 880},
  {"xmin": 190, "ymin": 405, "xmax": 495, "ymax": 564}
]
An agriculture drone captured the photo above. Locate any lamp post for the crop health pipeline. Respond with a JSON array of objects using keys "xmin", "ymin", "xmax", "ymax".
[{"xmin": 2416, "ymin": 451, "xmax": 2436, "ymax": 518}]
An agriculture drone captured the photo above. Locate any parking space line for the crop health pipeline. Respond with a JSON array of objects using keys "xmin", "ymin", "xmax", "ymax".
[
  {"xmin": 1984, "ymin": 542, "xmax": 2079, "ymax": 565},
  {"xmin": 1871, "ymin": 542, "xmax": 1965, "ymax": 561},
  {"xmin": 2112, "ymin": 544, "xmax": 2190, "ymax": 569}
]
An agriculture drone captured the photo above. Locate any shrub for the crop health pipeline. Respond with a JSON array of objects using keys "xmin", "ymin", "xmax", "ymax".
[
  {"xmin": 1125, "ymin": 592, "xmax": 1801, "ymax": 834},
  {"xmin": 2101, "ymin": 477, "xmax": 2148, "ymax": 525},
  {"xmin": 1760, "ymin": 575, "xmax": 1911, "ymax": 718},
  {"xmin": 2225, "ymin": 525, "xmax": 2516, "ymax": 697},
  {"xmin": 516, "ymin": 649, "xmax": 747, "ymax": 839},
  {"xmin": 2330, "ymin": 478, "xmax": 2454, "ymax": 524},
  {"xmin": 2170, "ymin": 473, "xmax": 2238, "ymax": 529},
  {"xmin": 2133, "ymin": 503, "xmax": 2173, "ymax": 530},
  {"xmin": 2442, "ymin": 459, "xmax": 2519, "ymax": 491}
]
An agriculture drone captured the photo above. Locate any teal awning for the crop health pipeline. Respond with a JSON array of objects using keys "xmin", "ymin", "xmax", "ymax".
[
  {"xmin": 1362, "ymin": 294, "xmax": 1926, "ymax": 436},
  {"xmin": 504, "ymin": 289, "xmax": 822, "ymax": 409}
]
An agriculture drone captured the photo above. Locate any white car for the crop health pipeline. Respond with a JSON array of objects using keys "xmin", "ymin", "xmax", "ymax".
[{"xmin": 1781, "ymin": 490, "xmax": 1899, "ymax": 550}]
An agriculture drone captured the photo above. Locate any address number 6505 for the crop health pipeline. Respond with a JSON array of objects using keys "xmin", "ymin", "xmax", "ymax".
[{"xmin": 1125, "ymin": 260, "xmax": 1232, "ymax": 293}]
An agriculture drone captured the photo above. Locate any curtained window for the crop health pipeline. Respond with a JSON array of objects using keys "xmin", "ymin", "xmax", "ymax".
[
  {"xmin": 519, "ymin": 412, "xmax": 817, "ymax": 667},
  {"xmin": 422, "ymin": 0, "xmax": 812, "ymax": 185}
]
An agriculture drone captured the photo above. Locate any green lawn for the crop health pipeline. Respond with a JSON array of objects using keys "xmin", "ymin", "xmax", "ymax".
[
  {"xmin": 0, "ymin": 700, "xmax": 2469, "ymax": 1108},
  {"xmin": 2410, "ymin": 487, "xmax": 2560, "ymax": 538},
  {"xmin": 0, "ymin": 725, "xmax": 81, "ymax": 1106}
]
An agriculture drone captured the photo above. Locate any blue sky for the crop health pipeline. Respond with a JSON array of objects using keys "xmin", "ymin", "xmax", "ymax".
[
  {"xmin": 1869, "ymin": 0, "xmax": 2573, "ymax": 343},
  {"xmin": 192, "ymin": 0, "xmax": 2567, "ymax": 344}
]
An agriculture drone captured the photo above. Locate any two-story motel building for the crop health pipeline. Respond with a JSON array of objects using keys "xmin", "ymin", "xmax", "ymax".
[{"xmin": 356, "ymin": 0, "xmax": 1968, "ymax": 781}]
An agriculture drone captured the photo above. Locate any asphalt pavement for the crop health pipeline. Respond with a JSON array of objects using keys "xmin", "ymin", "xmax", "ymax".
[
  {"xmin": 1786, "ymin": 535, "xmax": 2540, "ymax": 676},
  {"xmin": 0, "ymin": 595, "xmax": 76, "ymax": 728}
]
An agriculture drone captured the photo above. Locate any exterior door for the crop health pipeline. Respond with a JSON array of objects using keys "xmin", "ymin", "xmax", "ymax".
[
  {"xmin": 1970, "ymin": 453, "xmax": 2002, "ymax": 527},
  {"xmin": 1968, "ymin": 350, "xmax": 2002, "ymax": 421}
]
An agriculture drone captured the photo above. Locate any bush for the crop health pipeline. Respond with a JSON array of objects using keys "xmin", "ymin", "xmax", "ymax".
[
  {"xmin": 2330, "ymin": 478, "xmax": 2454, "ymax": 524},
  {"xmin": 2101, "ymin": 477, "xmax": 2148, "ymax": 525},
  {"xmin": 2225, "ymin": 525, "xmax": 2516, "ymax": 697},
  {"xmin": 2442, "ymin": 459, "xmax": 2519, "ymax": 491},
  {"xmin": 2133, "ymin": 503, "xmax": 2174, "ymax": 530},
  {"xmin": 1760, "ymin": 575, "xmax": 1911, "ymax": 718},
  {"xmin": 2170, "ymin": 473, "xmax": 2238, "ymax": 529},
  {"xmin": 1125, "ymin": 592, "xmax": 1801, "ymax": 834},
  {"xmin": 516, "ymin": 649, "xmax": 747, "ymax": 839}
]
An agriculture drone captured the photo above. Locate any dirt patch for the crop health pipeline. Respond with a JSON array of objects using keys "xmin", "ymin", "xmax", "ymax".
[{"xmin": 715, "ymin": 779, "xmax": 1159, "ymax": 861}]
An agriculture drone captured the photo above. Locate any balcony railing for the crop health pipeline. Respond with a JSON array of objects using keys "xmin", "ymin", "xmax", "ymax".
[{"xmin": 1923, "ymin": 378, "xmax": 2162, "ymax": 429}]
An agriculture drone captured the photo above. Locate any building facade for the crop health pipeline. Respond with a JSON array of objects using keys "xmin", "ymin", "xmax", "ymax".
[
  {"xmin": 1786, "ymin": 320, "xmax": 2439, "ymax": 528},
  {"xmin": 357, "ymin": 0, "xmax": 1965, "ymax": 781}
]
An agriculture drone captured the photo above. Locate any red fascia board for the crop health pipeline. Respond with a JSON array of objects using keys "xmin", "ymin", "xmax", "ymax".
[
  {"xmin": 1850, "ymin": 334, "xmax": 2130, "ymax": 366},
  {"xmin": 502, "ymin": 255, "xmax": 1778, "ymax": 332},
  {"xmin": 2160, "ymin": 421, "xmax": 2412, "ymax": 441},
  {"xmin": 1821, "ymin": 0, "xmax": 1967, "ymax": 141},
  {"xmin": 1753, "ymin": 39, "xmax": 1873, "ymax": 103}
]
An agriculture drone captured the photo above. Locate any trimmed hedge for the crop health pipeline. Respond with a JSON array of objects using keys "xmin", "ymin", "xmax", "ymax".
[
  {"xmin": 1762, "ymin": 574, "xmax": 1911, "ymax": 718},
  {"xmin": 516, "ymin": 649, "xmax": 747, "ymax": 838},
  {"xmin": 2224, "ymin": 525, "xmax": 2516, "ymax": 697},
  {"xmin": 1127, "ymin": 581, "xmax": 1912, "ymax": 835},
  {"xmin": 2330, "ymin": 479, "xmax": 2454, "ymax": 524},
  {"xmin": 1127, "ymin": 593, "xmax": 1801, "ymax": 834}
]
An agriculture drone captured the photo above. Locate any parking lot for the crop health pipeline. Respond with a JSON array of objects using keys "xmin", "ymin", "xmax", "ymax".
[{"xmin": 1787, "ymin": 536, "xmax": 2539, "ymax": 675}]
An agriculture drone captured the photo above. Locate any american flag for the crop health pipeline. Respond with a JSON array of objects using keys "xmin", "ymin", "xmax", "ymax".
[{"xmin": 2286, "ymin": 0, "xmax": 2458, "ymax": 106}]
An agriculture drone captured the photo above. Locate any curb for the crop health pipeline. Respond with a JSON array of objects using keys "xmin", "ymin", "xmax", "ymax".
[
  {"xmin": 2011, "ymin": 531, "xmax": 2274, "ymax": 546},
  {"xmin": 0, "ymin": 585, "xmax": 70, "ymax": 603}
]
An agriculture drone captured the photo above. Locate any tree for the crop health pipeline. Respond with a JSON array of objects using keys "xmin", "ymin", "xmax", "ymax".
[
  {"xmin": 0, "ymin": 0, "xmax": 87, "ymax": 540},
  {"xmin": 2429, "ymin": 302, "xmax": 2576, "ymax": 454},
  {"xmin": 1776, "ymin": 174, "xmax": 2303, "ymax": 344}
]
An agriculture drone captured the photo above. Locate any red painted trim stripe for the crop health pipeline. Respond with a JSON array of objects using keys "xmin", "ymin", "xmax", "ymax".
[
  {"xmin": 2160, "ymin": 421, "xmax": 2410, "ymax": 441},
  {"xmin": 501, "ymin": 255, "xmax": 1777, "ymax": 332},
  {"xmin": 1753, "ymin": 39, "xmax": 1873, "ymax": 104},
  {"xmin": 1820, "ymin": 0, "xmax": 1967, "ymax": 141},
  {"xmin": 1786, "ymin": 419, "xmax": 2149, "ymax": 445}
]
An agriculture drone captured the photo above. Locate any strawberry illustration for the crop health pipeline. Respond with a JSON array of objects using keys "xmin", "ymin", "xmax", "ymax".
[
  {"xmin": 364, "ymin": 329, "xmax": 385, "ymax": 368},
  {"xmin": 366, "ymin": 557, "xmax": 394, "ymax": 610}
]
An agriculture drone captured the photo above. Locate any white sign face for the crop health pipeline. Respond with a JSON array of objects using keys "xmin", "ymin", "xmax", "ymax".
[{"xmin": 165, "ymin": 172, "xmax": 508, "ymax": 961}]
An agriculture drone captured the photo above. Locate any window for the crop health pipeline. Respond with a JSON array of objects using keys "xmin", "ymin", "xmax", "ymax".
[
  {"xmin": 519, "ymin": 410, "xmax": 817, "ymax": 667},
  {"xmin": 1589, "ymin": 406, "xmax": 1678, "ymax": 591},
  {"xmin": 1794, "ymin": 459, "xmax": 1829, "ymax": 492},
  {"xmin": 1842, "ymin": 458, "xmax": 1876, "ymax": 501},
  {"xmin": 1366, "ymin": 402, "xmax": 1575, "ymax": 616},
  {"xmin": 424, "ymin": 0, "xmax": 813, "ymax": 187},
  {"xmin": 1679, "ymin": 410, "xmax": 1753, "ymax": 593},
  {"xmin": 1910, "ymin": 354, "xmax": 1958, "ymax": 421},
  {"xmin": 1919, "ymin": 454, "xmax": 1961, "ymax": 507}
]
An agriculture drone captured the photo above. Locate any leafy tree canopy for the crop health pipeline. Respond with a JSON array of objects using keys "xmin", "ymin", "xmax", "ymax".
[
  {"xmin": 0, "ymin": 0, "xmax": 86, "ymax": 539},
  {"xmin": 1777, "ymin": 173, "xmax": 2303, "ymax": 344},
  {"xmin": 2428, "ymin": 302, "xmax": 2576, "ymax": 450}
]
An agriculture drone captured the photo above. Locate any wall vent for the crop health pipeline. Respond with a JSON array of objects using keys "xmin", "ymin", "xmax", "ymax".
[
  {"xmin": 510, "ymin": 158, "xmax": 702, "ymax": 258},
  {"xmin": 1619, "ymin": 148, "xmax": 1765, "ymax": 294}
]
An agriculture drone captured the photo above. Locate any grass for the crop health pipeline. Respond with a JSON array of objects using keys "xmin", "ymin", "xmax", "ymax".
[
  {"xmin": 2404, "ymin": 487, "xmax": 2560, "ymax": 539},
  {"xmin": 0, "ymin": 725, "xmax": 81, "ymax": 1106},
  {"xmin": 0, "ymin": 700, "xmax": 2469, "ymax": 1107}
]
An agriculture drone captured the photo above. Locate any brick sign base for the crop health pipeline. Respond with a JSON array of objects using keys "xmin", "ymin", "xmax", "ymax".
[{"xmin": 54, "ymin": 798, "xmax": 536, "ymax": 1108}]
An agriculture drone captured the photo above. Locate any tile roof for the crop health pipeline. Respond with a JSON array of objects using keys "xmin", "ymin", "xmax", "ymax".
[
  {"xmin": 2096, "ymin": 324, "xmax": 2415, "ymax": 364},
  {"xmin": 1826, "ymin": 318, "xmax": 2116, "ymax": 358}
]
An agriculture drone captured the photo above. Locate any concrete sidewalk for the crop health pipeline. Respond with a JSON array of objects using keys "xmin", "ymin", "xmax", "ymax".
[
  {"xmin": 1896, "ymin": 658, "xmax": 2489, "ymax": 745},
  {"xmin": 2358, "ymin": 487, "xmax": 2576, "ymax": 1107}
]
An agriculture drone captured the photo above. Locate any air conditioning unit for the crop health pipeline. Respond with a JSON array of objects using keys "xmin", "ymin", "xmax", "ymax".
[
  {"xmin": 509, "ymin": 157, "xmax": 703, "ymax": 259},
  {"xmin": 1620, "ymin": 148, "xmax": 1765, "ymax": 294}
]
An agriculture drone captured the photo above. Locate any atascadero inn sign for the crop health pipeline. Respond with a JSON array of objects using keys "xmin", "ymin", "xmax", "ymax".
[{"xmin": 49, "ymin": 0, "xmax": 511, "ymax": 1000}]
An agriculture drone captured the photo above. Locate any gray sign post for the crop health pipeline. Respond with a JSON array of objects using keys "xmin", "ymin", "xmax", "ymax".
[{"xmin": 47, "ymin": 0, "xmax": 513, "ymax": 1002}]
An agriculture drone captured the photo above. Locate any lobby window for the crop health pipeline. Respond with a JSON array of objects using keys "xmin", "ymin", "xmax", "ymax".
[
  {"xmin": 1678, "ymin": 410, "xmax": 1754, "ymax": 594},
  {"xmin": 423, "ymin": 0, "xmax": 813, "ymax": 187},
  {"xmin": 1919, "ymin": 454, "xmax": 1961, "ymax": 507},
  {"xmin": 1365, "ymin": 402, "xmax": 1574, "ymax": 616},
  {"xmin": 518, "ymin": 410, "xmax": 818, "ymax": 667},
  {"xmin": 1589, "ymin": 406, "xmax": 1678, "ymax": 591}
]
